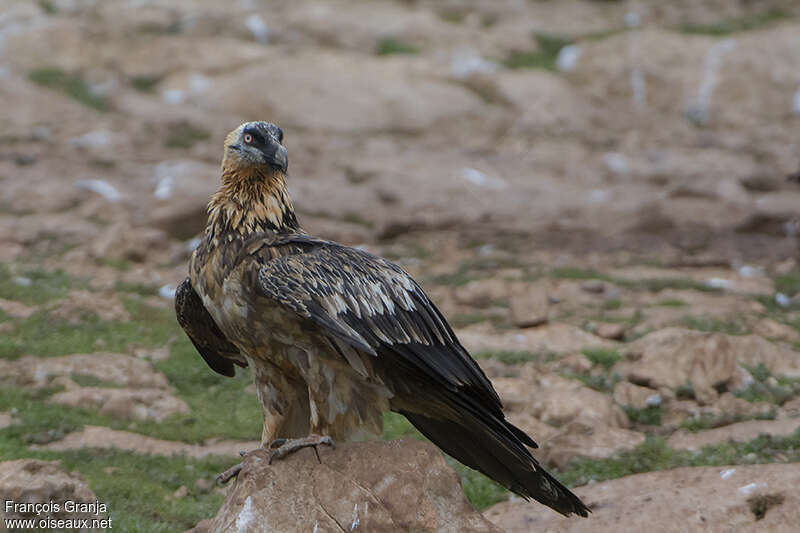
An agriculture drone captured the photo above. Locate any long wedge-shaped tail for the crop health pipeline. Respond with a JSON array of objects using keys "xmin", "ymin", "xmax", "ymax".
[{"xmin": 400, "ymin": 401, "xmax": 590, "ymax": 517}]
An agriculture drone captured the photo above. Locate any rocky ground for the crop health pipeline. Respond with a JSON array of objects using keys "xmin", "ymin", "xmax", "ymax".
[{"xmin": 1, "ymin": 0, "xmax": 800, "ymax": 531}]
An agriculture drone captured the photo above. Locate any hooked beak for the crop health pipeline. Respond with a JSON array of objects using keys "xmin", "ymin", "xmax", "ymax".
[{"xmin": 266, "ymin": 144, "xmax": 288, "ymax": 173}]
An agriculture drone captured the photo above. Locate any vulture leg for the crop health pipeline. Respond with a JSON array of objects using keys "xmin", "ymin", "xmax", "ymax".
[{"xmin": 268, "ymin": 434, "xmax": 334, "ymax": 464}]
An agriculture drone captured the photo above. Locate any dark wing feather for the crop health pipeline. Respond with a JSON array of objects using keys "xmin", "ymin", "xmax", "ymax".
[
  {"xmin": 255, "ymin": 238, "xmax": 502, "ymax": 410},
  {"xmin": 253, "ymin": 236, "xmax": 589, "ymax": 517},
  {"xmin": 175, "ymin": 278, "xmax": 247, "ymax": 377}
]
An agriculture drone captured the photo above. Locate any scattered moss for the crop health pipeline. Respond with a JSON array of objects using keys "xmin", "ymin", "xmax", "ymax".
[
  {"xmin": 381, "ymin": 412, "xmax": 424, "ymax": 441},
  {"xmin": 475, "ymin": 350, "xmax": 541, "ymax": 365},
  {"xmin": 678, "ymin": 8, "xmax": 789, "ymax": 36},
  {"xmin": 679, "ymin": 409, "xmax": 776, "ymax": 432},
  {"xmin": 582, "ymin": 348, "xmax": 621, "ymax": 369},
  {"xmin": 28, "ymin": 67, "xmax": 109, "ymax": 111},
  {"xmin": 774, "ymin": 270, "xmax": 800, "ymax": 297},
  {"xmin": 0, "ymin": 296, "xmax": 177, "ymax": 360},
  {"xmin": 0, "ymin": 265, "xmax": 81, "ymax": 304},
  {"xmin": 429, "ymin": 263, "xmax": 481, "ymax": 287},
  {"xmin": 376, "ymin": 37, "xmax": 420, "ymax": 56},
  {"xmin": 130, "ymin": 75, "xmax": 161, "ymax": 93},
  {"xmin": 550, "ymin": 267, "xmax": 609, "ymax": 281},
  {"xmin": 557, "ymin": 431, "xmax": 800, "ymax": 488},
  {"xmin": 114, "ymin": 280, "xmax": 159, "ymax": 296},
  {"xmin": 681, "ymin": 316, "xmax": 746, "ymax": 335},
  {"xmin": 562, "ymin": 370, "xmax": 621, "ymax": 394},
  {"xmin": 165, "ymin": 122, "xmax": 211, "ymax": 149},
  {"xmin": 734, "ymin": 364, "xmax": 799, "ymax": 405},
  {"xmin": 622, "ymin": 405, "xmax": 662, "ymax": 426},
  {"xmin": 503, "ymin": 33, "xmax": 573, "ymax": 71},
  {"xmin": 675, "ymin": 382, "xmax": 695, "ymax": 400},
  {"xmin": 0, "ymin": 436, "xmax": 228, "ymax": 533},
  {"xmin": 341, "ymin": 212, "xmax": 374, "ymax": 228},
  {"xmin": 449, "ymin": 460, "xmax": 508, "ymax": 510},
  {"xmin": 654, "ymin": 298, "xmax": 687, "ymax": 307},
  {"xmin": 449, "ymin": 313, "xmax": 491, "ymax": 328},
  {"xmin": 602, "ymin": 299, "xmax": 622, "ymax": 310}
]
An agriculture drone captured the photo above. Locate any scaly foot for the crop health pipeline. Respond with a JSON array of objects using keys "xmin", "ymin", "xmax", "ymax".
[
  {"xmin": 269, "ymin": 434, "xmax": 334, "ymax": 464},
  {"xmin": 215, "ymin": 449, "xmax": 254, "ymax": 485}
]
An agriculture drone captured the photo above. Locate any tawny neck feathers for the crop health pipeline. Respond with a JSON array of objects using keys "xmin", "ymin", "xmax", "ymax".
[{"xmin": 207, "ymin": 168, "xmax": 299, "ymax": 240}]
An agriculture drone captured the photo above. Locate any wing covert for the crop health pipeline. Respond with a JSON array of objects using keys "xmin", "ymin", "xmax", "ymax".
[
  {"xmin": 254, "ymin": 238, "xmax": 503, "ymax": 411},
  {"xmin": 175, "ymin": 277, "xmax": 247, "ymax": 377}
]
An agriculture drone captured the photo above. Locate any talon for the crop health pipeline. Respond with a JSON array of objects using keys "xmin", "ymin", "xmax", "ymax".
[
  {"xmin": 216, "ymin": 462, "xmax": 243, "ymax": 485},
  {"xmin": 269, "ymin": 438, "xmax": 287, "ymax": 449},
  {"xmin": 268, "ymin": 435, "xmax": 334, "ymax": 465}
]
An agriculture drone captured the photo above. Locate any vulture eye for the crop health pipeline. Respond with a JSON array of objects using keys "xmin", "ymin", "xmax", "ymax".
[{"xmin": 243, "ymin": 133, "xmax": 253, "ymax": 144}]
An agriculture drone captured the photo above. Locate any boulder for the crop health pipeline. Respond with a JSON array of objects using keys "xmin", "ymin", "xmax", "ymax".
[
  {"xmin": 49, "ymin": 387, "xmax": 189, "ymax": 422},
  {"xmin": 485, "ymin": 464, "xmax": 800, "ymax": 533},
  {"xmin": 667, "ymin": 418, "xmax": 800, "ymax": 451},
  {"xmin": 508, "ymin": 283, "xmax": 549, "ymax": 328},
  {"xmin": 540, "ymin": 421, "xmax": 646, "ymax": 469},
  {"xmin": 0, "ymin": 353, "xmax": 170, "ymax": 389},
  {"xmin": 187, "ymin": 441, "xmax": 502, "ymax": 533},
  {"xmin": 0, "ymin": 460, "xmax": 102, "ymax": 527}
]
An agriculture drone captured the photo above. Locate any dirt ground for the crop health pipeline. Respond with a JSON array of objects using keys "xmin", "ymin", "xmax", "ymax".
[{"xmin": 1, "ymin": 0, "xmax": 799, "ymax": 531}]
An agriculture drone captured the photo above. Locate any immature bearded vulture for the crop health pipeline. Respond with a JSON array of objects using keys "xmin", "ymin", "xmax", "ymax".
[{"xmin": 175, "ymin": 121, "xmax": 589, "ymax": 517}]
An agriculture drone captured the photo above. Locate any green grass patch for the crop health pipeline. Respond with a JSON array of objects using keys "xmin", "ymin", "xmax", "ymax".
[
  {"xmin": 678, "ymin": 8, "xmax": 789, "ymax": 36},
  {"xmin": 581, "ymin": 347, "xmax": 620, "ymax": 369},
  {"xmin": 0, "ymin": 265, "xmax": 82, "ymax": 304},
  {"xmin": 130, "ymin": 75, "xmax": 161, "ymax": 93},
  {"xmin": 449, "ymin": 460, "xmax": 508, "ymax": 510},
  {"xmin": 557, "ymin": 431, "xmax": 800, "ymax": 488},
  {"xmin": 28, "ymin": 67, "xmax": 109, "ymax": 111},
  {"xmin": 734, "ymin": 364, "xmax": 799, "ymax": 405},
  {"xmin": 681, "ymin": 316, "xmax": 746, "ymax": 335},
  {"xmin": 622, "ymin": 405, "xmax": 662, "ymax": 426},
  {"xmin": 474, "ymin": 350, "xmax": 541, "ymax": 365},
  {"xmin": 0, "ymin": 436, "xmax": 228, "ymax": 533},
  {"xmin": 561, "ymin": 370, "xmax": 621, "ymax": 394},
  {"xmin": 503, "ymin": 33, "xmax": 573, "ymax": 71},
  {"xmin": 0, "ymin": 298, "xmax": 175, "ymax": 359},
  {"xmin": 165, "ymin": 122, "xmax": 211, "ymax": 149},
  {"xmin": 679, "ymin": 409, "xmax": 777, "ymax": 432},
  {"xmin": 376, "ymin": 37, "xmax": 420, "ymax": 56},
  {"xmin": 654, "ymin": 298, "xmax": 687, "ymax": 307},
  {"xmin": 601, "ymin": 299, "xmax": 622, "ymax": 310},
  {"xmin": 774, "ymin": 270, "xmax": 800, "ymax": 297}
]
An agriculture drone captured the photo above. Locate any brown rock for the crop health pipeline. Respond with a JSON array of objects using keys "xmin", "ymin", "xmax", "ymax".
[
  {"xmin": 0, "ymin": 353, "xmax": 170, "ymax": 389},
  {"xmin": 453, "ymin": 279, "xmax": 508, "ymax": 308},
  {"xmin": 457, "ymin": 323, "xmax": 614, "ymax": 356},
  {"xmin": 0, "ymin": 412, "xmax": 13, "ymax": 430},
  {"xmin": 32, "ymin": 426, "xmax": 257, "ymax": 459},
  {"xmin": 752, "ymin": 319, "xmax": 800, "ymax": 343},
  {"xmin": 667, "ymin": 418, "xmax": 800, "ymax": 451},
  {"xmin": 485, "ymin": 464, "xmax": 800, "ymax": 532},
  {"xmin": 494, "ymin": 369, "xmax": 628, "ymax": 428},
  {"xmin": 541, "ymin": 420, "xmax": 646, "ymax": 468},
  {"xmin": 145, "ymin": 160, "xmax": 221, "ymax": 239},
  {"xmin": 49, "ymin": 387, "xmax": 189, "ymax": 422},
  {"xmin": 613, "ymin": 382, "xmax": 661, "ymax": 410},
  {"xmin": 0, "ymin": 298, "xmax": 35, "ymax": 319},
  {"xmin": 619, "ymin": 328, "xmax": 747, "ymax": 404},
  {"xmin": 508, "ymin": 283, "xmax": 549, "ymax": 328},
  {"xmin": 595, "ymin": 322, "xmax": 626, "ymax": 340},
  {"xmin": 47, "ymin": 290, "xmax": 130, "ymax": 324},
  {"xmin": 191, "ymin": 441, "xmax": 502, "ymax": 533},
  {"xmin": 0, "ymin": 460, "xmax": 100, "ymax": 525}
]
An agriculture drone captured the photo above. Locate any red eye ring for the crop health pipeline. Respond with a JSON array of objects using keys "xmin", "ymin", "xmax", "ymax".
[{"xmin": 243, "ymin": 133, "xmax": 253, "ymax": 143}]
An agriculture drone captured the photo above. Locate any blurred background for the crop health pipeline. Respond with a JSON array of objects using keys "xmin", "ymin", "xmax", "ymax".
[{"xmin": 1, "ymin": 0, "xmax": 800, "ymax": 531}]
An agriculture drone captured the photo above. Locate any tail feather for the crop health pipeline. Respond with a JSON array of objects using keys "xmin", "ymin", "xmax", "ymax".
[{"xmin": 400, "ymin": 409, "xmax": 590, "ymax": 517}]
